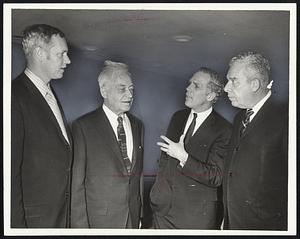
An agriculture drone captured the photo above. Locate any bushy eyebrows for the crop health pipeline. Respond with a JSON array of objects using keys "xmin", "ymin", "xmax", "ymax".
[
  {"xmin": 189, "ymin": 79, "xmax": 201, "ymax": 86},
  {"xmin": 189, "ymin": 78, "xmax": 196, "ymax": 83},
  {"xmin": 52, "ymin": 48, "xmax": 68, "ymax": 55},
  {"xmin": 227, "ymin": 75, "xmax": 237, "ymax": 80},
  {"xmin": 116, "ymin": 83, "xmax": 134, "ymax": 88}
]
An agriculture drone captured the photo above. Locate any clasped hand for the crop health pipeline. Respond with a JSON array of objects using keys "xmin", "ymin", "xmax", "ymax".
[{"xmin": 157, "ymin": 135, "xmax": 188, "ymax": 164}]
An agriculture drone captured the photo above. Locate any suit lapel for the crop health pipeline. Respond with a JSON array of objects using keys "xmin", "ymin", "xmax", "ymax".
[
  {"xmin": 240, "ymin": 98, "xmax": 272, "ymax": 138},
  {"xmin": 177, "ymin": 109, "xmax": 190, "ymax": 140},
  {"xmin": 127, "ymin": 114, "xmax": 138, "ymax": 172},
  {"xmin": 51, "ymin": 85, "xmax": 72, "ymax": 146},
  {"xmin": 187, "ymin": 110, "xmax": 216, "ymax": 145},
  {"xmin": 94, "ymin": 108, "xmax": 128, "ymax": 175},
  {"xmin": 23, "ymin": 75, "xmax": 69, "ymax": 146}
]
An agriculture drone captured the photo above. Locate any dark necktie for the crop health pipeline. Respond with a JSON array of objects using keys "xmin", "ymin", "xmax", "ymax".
[
  {"xmin": 184, "ymin": 113, "xmax": 197, "ymax": 147},
  {"xmin": 117, "ymin": 116, "xmax": 132, "ymax": 174},
  {"xmin": 240, "ymin": 109, "xmax": 254, "ymax": 136}
]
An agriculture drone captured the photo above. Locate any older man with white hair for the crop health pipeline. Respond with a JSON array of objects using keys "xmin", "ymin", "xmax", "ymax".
[{"xmin": 71, "ymin": 60, "xmax": 144, "ymax": 228}]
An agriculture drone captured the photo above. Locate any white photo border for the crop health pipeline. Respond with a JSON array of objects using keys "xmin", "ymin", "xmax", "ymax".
[{"xmin": 3, "ymin": 3, "xmax": 297, "ymax": 236}]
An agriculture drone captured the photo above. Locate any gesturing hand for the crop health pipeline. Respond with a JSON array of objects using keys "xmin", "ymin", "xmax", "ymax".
[{"xmin": 157, "ymin": 135, "xmax": 188, "ymax": 165}]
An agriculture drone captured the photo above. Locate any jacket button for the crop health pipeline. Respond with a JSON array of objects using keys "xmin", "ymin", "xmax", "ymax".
[
  {"xmin": 229, "ymin": 172, "xmax": 233, "ymax": 177},
  {"xmin": 235, "ymin": 146, "xmax": 239, "ymax": 151}
]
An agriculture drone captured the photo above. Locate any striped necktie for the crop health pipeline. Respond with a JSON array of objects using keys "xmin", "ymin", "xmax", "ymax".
[
  {"xmin": 184, "ymin": 113, "xmax": 197, "ymax": 147},
  {"xmin": 45, "ymin": 86, "xmax": 69, "ymax": 144},
  {"xmin": 240, "ymin": 108, "xmax": 254, "ymax": 136},
  {"xmin": 117, "ymin": 116, "xmax": 131, "ymax": 174}
]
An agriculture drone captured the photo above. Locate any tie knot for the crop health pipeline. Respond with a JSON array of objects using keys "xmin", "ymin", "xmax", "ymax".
[
  {"xmin": 117, "ymin": 116, "xmax": 123, "ymax": 124},
  {"xmin": 193, "ymin": 113, "xmax": 197, "ymax": 120},
  {"xmin": 45, "ymin": 89, "xmax": 54, "ymax": 101},
  {"xmin": 245, "ymin": 109, "xmax": 254, "ymax": 117}
]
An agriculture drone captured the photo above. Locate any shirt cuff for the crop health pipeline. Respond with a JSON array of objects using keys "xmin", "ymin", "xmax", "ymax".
[{"xmin": 179, "ymin": 154, "xmax": 188, "ymax": 167}]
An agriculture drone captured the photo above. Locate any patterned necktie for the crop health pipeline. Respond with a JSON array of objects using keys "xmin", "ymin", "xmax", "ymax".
[
  {"xmin": 184, "ymin": 113, "xmax": 197, "ymax": 146},
  {"xmin": 45, "ymin": 87, "xmax": 69, "ymax": 144},
  {"xmin": 240, "ymin": 108, "xmax": 254, "ymax": 136},
  {"xmin": 117, "ymin": 116, "xmax": 131, "ymax": 174}
]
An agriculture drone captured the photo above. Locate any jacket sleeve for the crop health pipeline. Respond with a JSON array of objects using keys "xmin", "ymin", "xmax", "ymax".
[
  {"xmin": 181, "ymin": 126, "xmax": 232, "ymax": 187},
  {"xmin": 157, "ymin": 113, "xmax": 178, "ymax": 171},
  {"xmin": 70, "ymin": 120, "xmax": 90, "ymax": 228},
  {"xmin": 139, "ymin": 122, "xmax": 144, "ymax": 220},
  {"xmin": 11, "ymin": 94, "xmax": 27, "ymax": 228}
]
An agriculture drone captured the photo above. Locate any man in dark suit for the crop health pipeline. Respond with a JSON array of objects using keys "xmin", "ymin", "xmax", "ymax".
[
  {"xmin": 223, "ymin": 51, "xmax": 288, "ymax": 230},
  {"xmin": 11, "ymin": 24, "xmax": 72, "ymax": 228},
  {"xmin": 71, "ymin": 60, "xmax": 144, "ymax": 228},
  {"xmin": 150, "ymin": 67, "xmax": 232, "ymax": 229}
]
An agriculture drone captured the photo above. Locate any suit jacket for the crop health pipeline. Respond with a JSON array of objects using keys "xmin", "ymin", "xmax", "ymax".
[
  {"xmin": 71, "ymin": 107, "xmax": 144, "ymax": 228},
  {"xmin": 223, "ymin": 97, "xmax": 288, "ymax": 230},
  {"xmin": 11, "ymin": 73, "xmax": 73, "ymax": 228},
  {"xmin": 150, "ymin": 109, "xmax": 232, "ymax": 229}
]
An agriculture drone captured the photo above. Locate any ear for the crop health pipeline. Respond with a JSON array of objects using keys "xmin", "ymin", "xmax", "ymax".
[
  {"xmin": 206, "ymin": 91, "xmax": 216, "ymax": 102},
  {"xmin": 250, "ymin": 78, "xmax": 260, "ymax": 92},
  {"xmin": 33, "ymin": 46, "xmax": 45, "ymax": 62},
  {"xmin": 100, "ymin": 85, "xmax": 107, "ymax": 98}
]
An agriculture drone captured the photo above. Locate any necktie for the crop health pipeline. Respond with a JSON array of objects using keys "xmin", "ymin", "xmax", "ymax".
[
  {"xmin": 45, "ymin": 87, "xmax": 69, "ymax": 144},
  {"xmin": 240, "ymin": 109, "xmax": 254, "ymax": 136},
  {"xmin": 184, "ymin": 113, "xmax": 197, "ymax": 146},
  {"xmin": 117, "ymin": 116, "xmax": 131, "ymax": 174}
]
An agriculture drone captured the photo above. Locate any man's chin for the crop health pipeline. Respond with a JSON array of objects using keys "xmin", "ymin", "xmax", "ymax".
[
  {"xmin": 53, "ymin": 74, "xmax": 63, "ymax": 79},
  {"xmin": 122, "ymin": 105, "xmax": 131, "ymax": 112},
  {"xmin": 184, "ymin": 101, "xmax": 191, "ymax": 108},
  {"xmin": 231, "ymin": 102, "xmax": 243, "ymax": 109}
]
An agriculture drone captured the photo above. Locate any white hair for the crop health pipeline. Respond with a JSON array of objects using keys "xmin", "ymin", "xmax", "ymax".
[{"xmin": 97, "ymin": 60, "xmax": 130, "ymax": 88}]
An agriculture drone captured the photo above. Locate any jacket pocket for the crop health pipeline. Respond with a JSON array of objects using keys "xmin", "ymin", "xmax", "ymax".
[
  {"xmin": 89, "ymin": 203, "xmax": 108, "ymax": 216},
  {"xmin": 24, "ymin": 204, "xmax": 44, "ymax": 227},
  {"xmin": 150, "ymin": 178, "xmax": 172, "ymax": 216}
]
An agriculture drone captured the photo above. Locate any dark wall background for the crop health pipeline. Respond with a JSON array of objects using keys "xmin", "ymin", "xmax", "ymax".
[{"xmin": 11, "ymin": 40, "xmax": 289, "ymax": 176}]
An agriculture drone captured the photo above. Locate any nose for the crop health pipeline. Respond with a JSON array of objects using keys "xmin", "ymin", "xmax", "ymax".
[
  {"xmin": 186, "ymin": 83, "xmax": 192, "ymax": 92},
  {"xmin": 224, "ymin": 81, "xmax": 231, "ymax": 92},
  {"xmin": 127, "ymin": 88, "xmax": 134, "ymax": 98},
  {"xmin": 64, "ymin": 54, "xmax": 71, "ymax": 65}
]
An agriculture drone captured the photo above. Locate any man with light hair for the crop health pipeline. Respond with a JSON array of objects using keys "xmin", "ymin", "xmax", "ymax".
[
  {"xmin": 150, "ymin": 67, "xmax": 231, "ymax": 229},
  {"xmin": 71, "ymin": 60, "xmax": 144, "ymax": 228},
  {"xmin": 223, "ymin": 51, "xmax": 288, "ymax": 230},
  {"xmin": 11, "ymin": 24, "xmax": 72, "ymax": 228}
]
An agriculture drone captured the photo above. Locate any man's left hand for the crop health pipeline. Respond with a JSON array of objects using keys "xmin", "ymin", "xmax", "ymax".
[{"xmin": 157, "ymin": 135, "xmax": 188, "ymax": 165}]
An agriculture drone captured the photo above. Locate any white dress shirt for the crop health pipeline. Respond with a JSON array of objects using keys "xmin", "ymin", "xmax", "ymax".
[
  {"xmin": 102, "ymin": 104, "xmax": 133, "ymax": 161},
  {"xmin": 250, "ymin": 90, "xmax": 272, "ymax": 122},
  {"xmin": 180, "ymin": 107, "xmax": 212, "ymax": 167},
  {"xmin": 183, "ymin": 107, "xmax": 213, "ymax": 136},
  {"xmin": 24, "ymin": 68, "xmax": 69, "ymax": 144}
]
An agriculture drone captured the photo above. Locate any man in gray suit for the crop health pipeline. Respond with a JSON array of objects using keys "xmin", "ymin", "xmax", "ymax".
[
  {"xmin": 71, "ymin": 60, "xmax": 144, "ymax": 228},
  {"xmin": 150, "ymin": 67, "xmax": 231, "ymax": 229},
  {"xmin": 11, "ymin": 24, "xmax": 72, "ymax": 228}
]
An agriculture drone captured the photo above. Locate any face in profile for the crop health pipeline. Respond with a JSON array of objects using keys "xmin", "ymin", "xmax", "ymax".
[
  {"xmin": 185, "ymin": 71, "xmax": 214, "ymax": 112},
  {"xmin": 102, "ymin": 74, "xmax": 134, "ymax": 115},
  {"xmin": 42, "ymin": 34, "xmax": 71, "ymax": 80},
  {"xmin": 224, "ymin": 62, "xmax": 253, "ymax": 109}
]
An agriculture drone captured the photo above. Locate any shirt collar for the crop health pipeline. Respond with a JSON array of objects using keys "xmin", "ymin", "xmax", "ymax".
[
  {"xmin": 24, "ymin": 68, "xmax": 50, "ymax": 97},
  {"xmin": 191, "ymin": 107, "xmax": 213, "ymax": 118},
  {"xmin": 252, "ymin": 90, "xmax": 272, "ymax": 114},
  {"xmin": 102, "ymin": 104, "xmax": 127, "ymax": 121}
]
